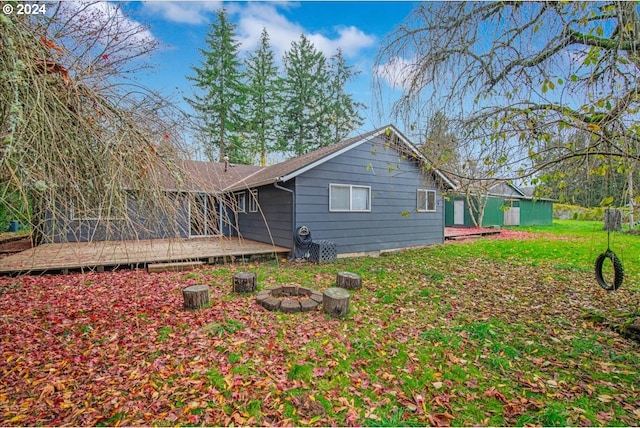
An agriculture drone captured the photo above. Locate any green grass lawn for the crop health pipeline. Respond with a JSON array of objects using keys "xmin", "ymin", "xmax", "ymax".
[
  {"xmin": 450, "ymin": 220, "xmax": 639, "ymax": 290},
  {"xmin": 1, "ymin": 220, "xmax": 638, "ymax": 426}
]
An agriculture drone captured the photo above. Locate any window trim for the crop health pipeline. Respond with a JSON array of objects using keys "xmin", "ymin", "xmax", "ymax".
[
  {"xmin": 248, "ymin": 190, "xmax": 258, "ymax": 213},
  {"xmin": 234, "ymin": 192, "xmax": 246, "ymax": 213},
  {"xmin": 329, "ymin": 183, "xmax": 371, "ymax": 212},
  {"xmin": 417, "ymin": 189, "xmax": 437, "ymax": 212}
]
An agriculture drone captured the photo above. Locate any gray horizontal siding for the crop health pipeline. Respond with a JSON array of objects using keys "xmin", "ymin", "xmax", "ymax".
[
  {"xmin": 40, "ymin": 192, "xmax": 190, "ymax": 243},
  {"xmin": 294, "ymin": 136, "xmax": 444, "ymax": 254},
  {"xmin": 236, "ymin": 183, "xmax": 293, "ymax": 249}
]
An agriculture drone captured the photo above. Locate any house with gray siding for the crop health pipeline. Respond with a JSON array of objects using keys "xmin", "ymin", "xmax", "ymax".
[
  {"xmin": 224, "ymin": 125, "xmax": 456, "ymax": 256},
  {"xmin": 38, "ymin": 125, "xmax": 455, "ymax": 257}
]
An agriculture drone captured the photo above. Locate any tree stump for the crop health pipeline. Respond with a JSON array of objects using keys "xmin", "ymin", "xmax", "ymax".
[
  {"xmin": 183, "ymin": 284, "xmax": 210, "ymax": 310},
  {"xmin": 336, "ymin": 271, "xmax": 362, "ymax": 290},
  {"xmin": 323, "ymin": 287, "xmax": 350, "ymax": 317},
  {"xmin": 233, "ymin": 272, "xmax": 256, "ymax": 293}
]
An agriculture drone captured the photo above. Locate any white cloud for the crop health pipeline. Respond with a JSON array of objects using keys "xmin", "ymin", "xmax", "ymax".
[
  {"xmin": 233, "ymin": 3, "xmax": 302, "ymax": 59},
  {"xmin": 57, "ymin": 1, "xmax": 157, "ymax": 55},
  {"xmin": 235, "ymin": 3, "xmax": 375, "ymax": 60},
  {"xmin": 142, "ymin": 1, "xmax": 222, "ymax": 25},
  {"xmin": 308, "ymin": 26, "xmax": 376, "ymax": 58},
  {"xmin": 142, "ymin": 2, "xmax": 375, "ymax": 62},
  {"xmin": 374, "ymin": 56, "xmax": 417, "ymax": 90}
]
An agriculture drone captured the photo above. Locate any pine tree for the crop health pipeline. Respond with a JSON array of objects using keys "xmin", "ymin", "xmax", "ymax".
[
  {"xmin": 327, "ymin": 49, "xmax": 364, "ymax": 144},
  {"xmin": 244, "ymin": 28, "xmax": 282, "ymax": 166},
  {"xmin": 185, "ymin": 9, "xmax": 249, "ymax": 164},
  {"xmin": 280, "ymin": 35, "xmax": 331, "ymax": 156}
]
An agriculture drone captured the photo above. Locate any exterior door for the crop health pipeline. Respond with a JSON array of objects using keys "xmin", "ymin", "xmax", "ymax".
[
  {"xmin": 454, "ymin": 200, "xmax": 465, "ymax": 225},
  {"xmin": 504, "ymin": 206, "xmax": 520, "ymax": 226},
  {"xmin": 190, "ymin": 194, "xmax": 220, "ymax": 237}
]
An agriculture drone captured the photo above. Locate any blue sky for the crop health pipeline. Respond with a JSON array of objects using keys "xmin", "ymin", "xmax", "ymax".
[{"xmin": 111, "ymin": 1, "xmax": 420, "ymax": 134}]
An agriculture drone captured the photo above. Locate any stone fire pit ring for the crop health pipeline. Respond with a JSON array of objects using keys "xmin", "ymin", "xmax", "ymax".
[{"xmin": 256, "ymin": 285, "xmax": 323, "ymax": 313}]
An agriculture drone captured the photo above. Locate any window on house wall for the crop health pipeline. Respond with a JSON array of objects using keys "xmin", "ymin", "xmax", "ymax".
[
  {"xmin": 329, "ymin": 184, "xmax": 371, "ymax": 212},
  {"xmin": 248, "ymin": 190, "xmax": 258, "ymax": 213},
  {"xmin": 234, "ymin": 192, "xmax": 246, "ymax": 213},
  {"xmin": 417, "ymin": 189, "xmax": 436, "ymax": 212}
]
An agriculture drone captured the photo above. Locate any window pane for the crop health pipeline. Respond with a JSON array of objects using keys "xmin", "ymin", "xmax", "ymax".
[
  {"xmin": 249, "ymin": 190, "xmax": 258, "ymax": 212},
  {"xmin": 352, "ymin": 186, "xmax": 370, "ymax": 211},
  {"xmin": 417, "ymin": 190, "xmax": 427, "ymax": 211},
  {"xmin": 427, "ymin": 191, "xmax": 436, "ymax": 211},
  {"xmin": 235, "ymin": 193, "xmax": 246, "ymax": 212},
  {"xmin": 330, "ymin": 185, "xmax": 350, "ymax": 211}
]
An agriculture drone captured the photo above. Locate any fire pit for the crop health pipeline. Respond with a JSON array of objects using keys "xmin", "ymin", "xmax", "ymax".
[{"xmin": 256, "ymin": 285, "xmax": 322, "ymax": 313}]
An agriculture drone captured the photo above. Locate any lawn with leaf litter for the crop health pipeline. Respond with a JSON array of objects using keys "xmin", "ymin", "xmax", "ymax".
[{"xmin": 1, "ymin": 221, "xmax": 639, "ymax": 426}]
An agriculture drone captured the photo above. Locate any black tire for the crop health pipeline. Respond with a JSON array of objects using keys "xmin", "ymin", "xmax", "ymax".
[{"xmin": 594, "ymin": 250, "xmax": 624, "ymax": 291}]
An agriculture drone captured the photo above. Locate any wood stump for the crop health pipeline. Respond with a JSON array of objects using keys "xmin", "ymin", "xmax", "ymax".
[
  {"xmin": 323, "ymin": 287, "xmax": 350, "ymax": 317},
  {"xmin": 183, "ymin": 284, "xmax": 210, "ymax": 310},
  {"xmin": 336, "ymin": 271, "xmax": 362, "ymax": 290},
  {"xmin": 233, "ymin": 272, "xmax": 257, "ymax": 293}
]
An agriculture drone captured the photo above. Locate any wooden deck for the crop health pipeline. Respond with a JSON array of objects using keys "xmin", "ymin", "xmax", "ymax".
[
  {"xmin": 444, "ymin": 227, "xmax": 502, "ymax": 241},
  {"xmin": 0, "ymin": 237, "xmax": 290, "ymax": 275}
]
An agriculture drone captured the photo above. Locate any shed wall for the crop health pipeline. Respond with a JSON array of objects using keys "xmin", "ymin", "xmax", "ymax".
[
  {"xmin": 519, "ymin": 199, "xmax": 553, "ymax": 226},
  {"xmin": 445, "ymin": 195, "xmax": 553, "ymax": 227}
]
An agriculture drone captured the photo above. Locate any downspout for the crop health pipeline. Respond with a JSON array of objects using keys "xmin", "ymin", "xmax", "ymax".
[{"xmin": 273, "ymin": 180, "xmax": 296, "ymax": 254}]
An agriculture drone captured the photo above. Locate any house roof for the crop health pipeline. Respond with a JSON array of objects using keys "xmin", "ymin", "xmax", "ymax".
[
  {"xmin": 456, "ymin": 180, "xmax": 555, "ymax": 202},
  {"xmin": 223, "ymin": 124, "xmax": 457, "ymax": 192},
  {"xmin": 159, "ymin": 160, "xmax": 262, "ymax": 194},
  {"xmin": 165, "ymin": 125, "xmax": 457, "ymax": 194}
]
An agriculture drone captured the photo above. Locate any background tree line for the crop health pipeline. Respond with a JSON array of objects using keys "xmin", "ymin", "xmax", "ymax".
[{"xmin": 187, "ymin": 9, "xmax": 364, "ymax": 166}]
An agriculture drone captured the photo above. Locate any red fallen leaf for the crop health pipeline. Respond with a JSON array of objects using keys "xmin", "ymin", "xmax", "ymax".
[
  {"xmin": 427, "ymin": 412, "xmax": 455, "ymax": 427},
  {"xmin": 483, "ymin": 387, "xmax": 508, "ymax": 404}
]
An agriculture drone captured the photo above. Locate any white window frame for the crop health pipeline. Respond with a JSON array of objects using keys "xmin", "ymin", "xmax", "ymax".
[
  {"xmin": 417, "ymin": 189, "xmax": 437, "ymax": 212},
  {"xmin": 329, "ymin": 184, "xmax": 371, "ymax": 212},
  {"xmin": 234, "ymin": 192, "xmax": 246, "ymax": 213},
  {"xmin": 248, "ymin": 190, "xmax": 258, "ymax": 213}
]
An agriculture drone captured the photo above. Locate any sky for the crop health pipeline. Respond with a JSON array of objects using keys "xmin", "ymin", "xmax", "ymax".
[{"xmin": 95, "ymin": 1, "xmax": 420, "ymax": 138}]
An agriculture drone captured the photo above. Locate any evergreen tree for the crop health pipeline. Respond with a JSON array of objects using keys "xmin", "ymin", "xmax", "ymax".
[
  {"xmin": 280, "ymin": 35, "xmax": 331, "ymax": 156},
  {"xmin": 421, "ymin": 111, "xmax": 460, "ymax": 172},
  {"xmin": 327, "ymin": 49, "xmax": 364, "ymax": 144},
  {"xmin": 185, "ymin": 9, "xmax": 249, "ymax": 164},
  {"xmin": 244, "ymin": 28, "xmax": 282, "ymax": 166}
]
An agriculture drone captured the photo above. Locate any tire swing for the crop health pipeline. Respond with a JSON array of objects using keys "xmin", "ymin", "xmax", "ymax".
[{"xmin": 594, "ymin": 227, "xmax": 624, "ymax": 291}]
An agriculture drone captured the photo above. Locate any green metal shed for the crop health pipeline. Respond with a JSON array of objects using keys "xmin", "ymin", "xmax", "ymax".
[{"xmin": 444, "ymin": 182, "xmax": 553, "ymax": 227}]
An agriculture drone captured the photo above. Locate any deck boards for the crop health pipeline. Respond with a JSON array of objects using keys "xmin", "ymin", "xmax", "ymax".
[
  {"xmin": 0, "ymin": 237, "xmax": 290, "ymax": 275},
  {"xmin": 444, "ymin": 227, "xmax": 502, "ymax": 240}
]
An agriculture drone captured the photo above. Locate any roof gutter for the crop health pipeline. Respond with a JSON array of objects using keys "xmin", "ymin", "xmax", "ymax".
[{"xmin": 273, "ymin": 179, "xmax": 295, "ymax": 257}]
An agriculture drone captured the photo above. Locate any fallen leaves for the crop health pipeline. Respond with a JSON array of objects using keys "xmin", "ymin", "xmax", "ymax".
[{"xmin": 1, "ymin": 237, "xmax": 639, "ymax": 426}]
